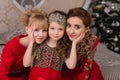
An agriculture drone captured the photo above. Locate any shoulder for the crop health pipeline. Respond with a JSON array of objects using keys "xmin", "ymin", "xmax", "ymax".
[
  {"xmin": 83, "ymin": 32, "xmax": 99, "ymax": 49},
  {"xmin": 87, "ymin": 32, "xmax": 97, "ymax": 40},
  {"xmin": 86, "ymin": 32, "xmax": 99, "ymax": 50},
  {"xmin": 85, "ymin": 32, "xmax": 98, "ymax": 44},
  {"xmin": 4, "ymin": 35, "xmax": 26, "ymax": 49},
  {"xmin": 87, "ymin": 32, "xmax": 99, "ymax": 44}
]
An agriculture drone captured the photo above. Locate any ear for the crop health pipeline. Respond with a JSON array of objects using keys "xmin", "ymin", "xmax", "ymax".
[{"xmin": 85, "ymin": 27, "xmax": 90, "ymax": 33}]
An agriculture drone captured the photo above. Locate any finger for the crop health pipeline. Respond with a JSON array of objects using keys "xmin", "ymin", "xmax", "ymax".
[{"xmin": 81, "ymin": 33, "xmax": 85, "ymax": 39}]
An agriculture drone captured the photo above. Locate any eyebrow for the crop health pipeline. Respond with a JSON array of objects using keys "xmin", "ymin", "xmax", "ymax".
[{"xmin": 74, "ymin": 24, "xmax": 80, "ymax": 27}]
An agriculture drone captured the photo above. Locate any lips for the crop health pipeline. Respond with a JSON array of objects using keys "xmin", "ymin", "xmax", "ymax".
[
  {"xmin": 37, "ymin": 38, "xmax": 44, "ymax": 42},
  {"xmin": 69, "ymin": 34, "xmax": 76, "ymax": 39},
  {"xmin": 53, "ymin": 36, "xmax": 59, "ymax": 38}
]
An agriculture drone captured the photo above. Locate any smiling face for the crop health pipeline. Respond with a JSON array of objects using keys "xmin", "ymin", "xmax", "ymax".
[
  {"xmin": 48, "ymin": 22, "xmax": 65, "ymax": 41},
  {"xmin": 66, "ymin": 8, "xmax": 92, "ymax": 41},
  {"xmin": 31, "ymin": 20, "xmax": 48, "ymax": 44},
  {"xmin": 66, "ymin": 17, "xmax": 89, "ymax": 41}
]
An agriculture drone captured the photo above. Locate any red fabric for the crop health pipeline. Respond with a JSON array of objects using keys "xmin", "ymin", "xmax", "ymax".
[
  {"xmin": 0, "ymin": 35, "xmax": 28, "ymax": 80},
  {"xmin": 0, "ymin": 54, "xmax": 1, "ymax": 63},
  {"xmin": 62, "ymin": 60, "xmax": 104, "ymax": 80},
  {"xmin": 89, "ymin": 61, "xmax": 104, "ymax": 80},
  {"xmin": 29, "ymin": 67, "xmax": 62, "ymax": 80},
  {"xmin": 62, "ymin": 37, "xmax": 104, "ymax": 80}
]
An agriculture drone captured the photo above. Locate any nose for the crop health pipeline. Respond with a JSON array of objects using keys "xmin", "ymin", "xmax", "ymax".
[
  {"xmin": 69, "ymin": 28, "xmax": 74, "ymax": 34},
  {"xmin": 54, "ymin": 30, "xmax": 58, "ymax": 34},
  {"xmin": 37, "ymin": 31, "xmax": 43, "ymax": 36}
]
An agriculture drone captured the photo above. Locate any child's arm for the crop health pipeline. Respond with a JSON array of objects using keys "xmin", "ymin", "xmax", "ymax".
[
  {"xmin": 23, "ymin": 42, "xmax": 34, "ymax": 67},
  {"xmin": 23, "ymin": 27, "xmax": 35, "ymax": 67}
]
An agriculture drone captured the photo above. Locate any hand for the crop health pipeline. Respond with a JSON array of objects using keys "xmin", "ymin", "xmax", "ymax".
[
  {"xmin": 27, "ymin": 26, "xmax": 35, "ymax": 44},
  {"xmin": 73, "ymin": 32, "xmax": 85, "ymax": 45}
]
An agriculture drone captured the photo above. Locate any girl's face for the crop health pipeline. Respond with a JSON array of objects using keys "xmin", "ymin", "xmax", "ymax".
[
  {"xmin": 66, "ymin": 17, "xmax": 88, "ymax": 41},
  {"xmin": 48, "ymin": 22, "xmax": 65, "ymax": 41},
  {"xmin": 31, "ymin": 21, "xmax": 48, "ymax": 44}
]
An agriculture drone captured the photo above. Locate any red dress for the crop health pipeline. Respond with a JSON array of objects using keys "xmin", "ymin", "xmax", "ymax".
[
  {"xmin": 29, "ymin": 42, "xmax": 64, "ymax": 80},
  {"xmin": 29, "ymin": 67, "xmax": 62, "ymax": 80},
  {"xmin": 62, "ymin": 32, "xmax": 104, "ymax": 80},
  {"xmin": 0, "ymin": 35, "xmax": 29, "ymax": 80}
]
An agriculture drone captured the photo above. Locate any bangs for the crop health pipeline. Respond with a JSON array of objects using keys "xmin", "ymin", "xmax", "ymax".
[
  {"xmin": 37, "ymin": 20, "xmax": 48, "ymax": 30},
  {"xmin": 28, "ymin": 18, "xmax": 48, "ymax": 30}
]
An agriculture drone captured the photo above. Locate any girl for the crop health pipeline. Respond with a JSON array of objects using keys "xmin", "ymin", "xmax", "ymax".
[
  {"xmin": 0, "ymin": 8, "xmax": 48, "ymax": 80},
  {"xmin": 23, "ymin": 10, "xmax": 77, "ymax": 80}
]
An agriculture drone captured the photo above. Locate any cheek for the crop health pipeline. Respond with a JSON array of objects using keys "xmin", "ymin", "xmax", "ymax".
[
  {"xmin": 44, "ymin": 33, "xmax": 48, "ymax": 38},
  {"xmin": 66, "ymin": 28, "xmax": 69, "ymax": 34},
  {"xmin": 48, "ymin": 29, "xmax": 52, "ymax": 34},
  {"xmin": 77, "ymin": 28, "xmax": 86, "ymax": 34},
  {"xmin": 75, "ymin": 29, "xmax": 87, "ymax": 38},
  {"xmin": 75, "ymin": 30, "xmax": 82, "ymax": 37},
  {"xmin": 62, "ymin": 32, "xmax": 65, "ymax": 36},
  {"xmin": 33, "ymin": 32, "xmax": 37, "ymax": 37},
  {"xmin": 60, "ymin": 31, "xmax": 64, "ymax": 35},
  {"xmin": 60, "ymin": 31, "xmax": 65, "ymax": 37}
]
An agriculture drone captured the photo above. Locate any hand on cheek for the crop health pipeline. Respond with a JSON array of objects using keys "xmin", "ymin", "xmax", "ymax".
[
  {"xmin": 26, "ymin": 27, "xmax": 35, "ymax": 43},
  {"xmin": 73, "ymin": 32, "xmax": 85, "ymax": 45}
]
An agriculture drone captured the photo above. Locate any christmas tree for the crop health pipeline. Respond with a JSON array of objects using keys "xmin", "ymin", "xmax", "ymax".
[{"xmin": 91, "ymin": 0, "xmax": 120, "ymax": 54}]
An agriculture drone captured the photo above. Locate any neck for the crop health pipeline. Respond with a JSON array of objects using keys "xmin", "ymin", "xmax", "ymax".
[
  {"xmin": 46, "ymin": 39, "xmax": 57, "ymax": 48},
  {"xmin": 20, "ymin": 36, "xmax": 29, "ymax": 47}
]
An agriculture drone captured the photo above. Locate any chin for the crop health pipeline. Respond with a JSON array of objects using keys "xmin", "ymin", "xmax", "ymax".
[
  {"xmin": 36, "ymin": 41, "xmax": 44, "ymax": 44},
  {"xmin": 36, "ymin": 42, "xmax": 42, "ymax": 44},
  {"xmin": 69, "ymin": 38, "xmax": 74, "ymax": 41}
]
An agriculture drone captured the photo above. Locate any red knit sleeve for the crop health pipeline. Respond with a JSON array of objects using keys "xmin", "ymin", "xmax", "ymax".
[{"xmin": 0, "ymin": 44, "xmax": 15, "ymax": 80}]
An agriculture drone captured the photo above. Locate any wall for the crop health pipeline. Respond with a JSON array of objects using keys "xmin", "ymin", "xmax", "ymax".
[
  {"xmin": 0, "ymin": 0, "xmax": 87, "ymax": 44},
  {"xmin": 0, "ymin": 0, "xmax": 85, "ymax": 34},
  {"xmin": 41, "ymin": 0, "xmax": 85, "ymax": 12},
  {"xmin": 0, "ymin": 0, "xmax": 23, "ymax": 33}
]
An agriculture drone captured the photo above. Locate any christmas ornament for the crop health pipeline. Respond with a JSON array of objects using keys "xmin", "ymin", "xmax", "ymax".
[
  {"xmin": 101, "ymin": 0, "xmax": 106, "ymax": 5},
  {"xmin": 114, "ymin": 47, "xmax": 119, "ymax": 51},
  {"xmin": 104, "ymin": 7, "xmax": 111, "ymax": 13},
  {"xmin": 116, "ymin": 21, "xmax": 120, "ymax": 27},
  {"xmin": 114, "ymin": 36, "xmax": 118, "ymax": 42},
  {"xmin": 111, "ymin": 3, "xmax": 115, "ymax": 9}
]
